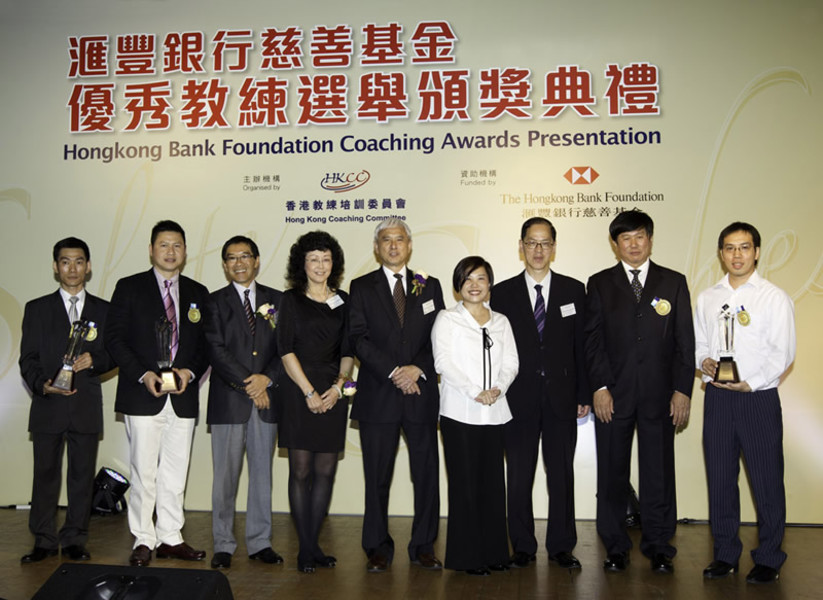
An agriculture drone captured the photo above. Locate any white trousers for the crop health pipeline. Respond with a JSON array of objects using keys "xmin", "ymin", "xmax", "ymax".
[{"xmin": 124, "ymin": 398, "xmax": 195, "ymax": 549}]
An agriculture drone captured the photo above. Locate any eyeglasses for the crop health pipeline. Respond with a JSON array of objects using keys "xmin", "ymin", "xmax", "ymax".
[
  {"xmin": 523, "ymin": 240, "xmax": 555, "ymax": 250},
  {"xmin": 224, "ymin": 253, "xmax": 254, "ymax": 264}
]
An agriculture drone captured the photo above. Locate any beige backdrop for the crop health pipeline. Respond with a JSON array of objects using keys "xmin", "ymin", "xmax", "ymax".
[{"xmin": 1, "ymin": 0, "xmax": 821, "ymax": 525}]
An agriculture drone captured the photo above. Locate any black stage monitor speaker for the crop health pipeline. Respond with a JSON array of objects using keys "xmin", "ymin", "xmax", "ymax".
[{"xmin": 32, "ymin": 563, "xmax": 233, "ymax": 600}]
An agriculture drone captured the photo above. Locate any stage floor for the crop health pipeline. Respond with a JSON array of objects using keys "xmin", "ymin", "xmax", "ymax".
[{"xmin": 1, "ymin": 509, "xmax": 820, "ymax": 599}]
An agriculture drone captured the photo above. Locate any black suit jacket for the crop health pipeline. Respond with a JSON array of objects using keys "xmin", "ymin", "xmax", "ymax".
[
  {"xmin": 19, "ymin": 290, "xmax": 113, "ymax": 434},
  {"xmin": 348, "ymin": 268, "xmax": 445, "ymax": 424},
  {"xmin": 491, "ymin": 270, "xmax": 589, "ymax": 421},
  {"xmin": 584, "ymin": 261, "xmax": 695, "ymax": 419},
  {"xmin": 205, "ymin": 282, "xmax": 283, "ymax": 424},
  {"xmin": 105, "ymin": 269, "xmax": 209, "ymax": 418}
]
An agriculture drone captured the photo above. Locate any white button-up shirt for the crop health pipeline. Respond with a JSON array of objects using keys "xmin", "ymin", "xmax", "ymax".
[
  {"xmin": 432, "ymin": 302, "xmax": 519, "ymax": 425},
  {"xmin": 694, "ymin": 270, "xmax": 795, "ymax": 391}
]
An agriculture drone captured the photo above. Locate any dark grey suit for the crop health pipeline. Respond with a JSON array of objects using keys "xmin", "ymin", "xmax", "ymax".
[{"xmin": 205, "ymin": 282, "xmax": 283, "ymax": 556}]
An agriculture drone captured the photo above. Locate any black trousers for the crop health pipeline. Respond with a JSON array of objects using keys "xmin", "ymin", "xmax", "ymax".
[
  {"xmin": 595, "ymin": 410, "xmax": 676, "ymax": 558},
  {"xmin": 359, "ymin": 419, "xmax": 440, "ymax": 562},
  {"xmin": 504, "ymin": 403, "xmax": 578, "ymax": 556},
  {"xmin": 30, "ymin": 431, "xmax": 99, "ymax": 549},
  {"xmin": 703, "ymin": 385, "xmax": 786, "ymax": 569},
  {"xmin": 441, "ymin": 416, "xmax": 509, "ymax": 570}
]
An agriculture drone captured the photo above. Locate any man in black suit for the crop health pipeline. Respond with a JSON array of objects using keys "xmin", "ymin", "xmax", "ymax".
[
  {"xmin": 348, "ymin": 218, "xmax": 445, "ymax": 573},
  {"xmin": 584, "ymin": 209, "xmax": 694, "ymax": 574},
  {"xmin": 19, "ymin": 237, "xmax": 112, "ymax": 564},
  {"xmin": 205, "ymin": 235, "xmax": 284, "ymax": 570},
  {"xmin": 490, "ymin": 218, "xmax": 589, "ymax": 570},
  {"xmin": 105, "ymin": 220, "xmax": 210, "ymax": 568}
]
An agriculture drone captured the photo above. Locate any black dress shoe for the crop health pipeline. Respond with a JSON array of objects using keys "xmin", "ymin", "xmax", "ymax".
[
  {"xmin": 129, "ymin": 545, "xmax": 152, "ymax": 567},
  {"xmin": 746, "ymin": 564, "xmax": 779, "ymax": 584},
  {"xmin": 413, "ymin": 552, "xmax": 443, "ymax": 570},
  {"xmin": 488, "ymin": 562, "xmax": 509, "ymax": 571},
  {"xmin": 367, "ymin": 554, "xmax": 388, "ymax": 573},
  {"xmin": 466, "ymin": 567, "xmax": 491, "ymax": 576},
  {"xmin": 63, "ymin": 545, "xmax": 91, "ymax": 561},
  {"xmin": 314, "ymin": 554, "xmax": 337, "ymax": 568},
  {"xmin": 21, "ymin": 547, "xmax": 58, "ymax": 563},
  {"xmin": 211, "ymin": 552, "xmax": 232, "ymax": 569},
  {"xmin": 509, "ymin": 551, "xmax": 536, "ymax": 568},
  {"xmin": 249, "ymin": 547, "xmax": 284, "ymax": 564},
  {"xmin": 550, "ymin": 551, "xmax": 582, "ymax": 569},
  {"xmin": 603, "ymin": 552, "xmax": 629, "ymax": 572},
  {"xmin": 298, "ymin": 557, "xmax": 316, "ymax": 573},
  {"xmin": 703, "ymin": 560, "xmax": 737, "ymax": 579},
  {"xmin": 651, "ymin": 553, "xmax": 674, "ymax": 573},
  {"xmin": 156, "ymin": 542, "xmax": 206, "ymax": 561}
]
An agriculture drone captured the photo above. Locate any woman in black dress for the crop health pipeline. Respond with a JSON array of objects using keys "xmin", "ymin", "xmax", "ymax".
[{"xmin": 277, "ymin": 231, "xmax": 354, "ymax": 573}]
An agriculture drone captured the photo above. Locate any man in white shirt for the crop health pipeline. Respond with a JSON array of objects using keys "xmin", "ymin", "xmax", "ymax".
[{"xmin": 695, "ymin": 222, "xmax": 795, "ymax": 584}]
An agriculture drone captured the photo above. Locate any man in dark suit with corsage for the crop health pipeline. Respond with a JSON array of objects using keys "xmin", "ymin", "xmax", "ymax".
[
  {"xmin": 348, "ymin": 218, "xmax": 445, "ymax": 573},
  {"xmin": 205, "ymin": 235, "xmax": 284, "ymax": 570}
]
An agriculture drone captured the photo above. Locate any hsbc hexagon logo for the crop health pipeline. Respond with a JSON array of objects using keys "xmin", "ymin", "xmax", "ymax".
[{"xmin": 564, "ymin": 166, "xmax": 599, "ymax": 185}]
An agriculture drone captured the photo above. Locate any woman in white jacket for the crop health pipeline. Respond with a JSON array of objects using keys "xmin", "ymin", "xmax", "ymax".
[{"xmin": 432, "ymin": 256, "xmax": 519, "ymax": 575}]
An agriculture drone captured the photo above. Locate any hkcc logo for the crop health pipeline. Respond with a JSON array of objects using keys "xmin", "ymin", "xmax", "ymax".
[{"xmin": 320, "ymin": 170, "xmax": 371, "ymax": 193}]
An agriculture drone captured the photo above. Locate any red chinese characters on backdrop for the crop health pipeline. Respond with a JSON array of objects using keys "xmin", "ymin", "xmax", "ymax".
[
  {"xmin": 296, "ymin": 74, "xmax": 348, "ymax": 125},
  {"xmin": 310, "ymin": 25, "xmax": 353, "ymax": 68},
  {"xmin": 260, "ymin": 27, "xmax": 303, "ymax": 70},
  {"xmin": 212, "ymin": 30, "xmax": 254, "ymax": 72},
  {"xmin": 360, "ymin": 22, "xmax": 405, "ymax": 65},
  {"xmin": 357, "ymin": 72, "xmax": 408, "ymax": 122},
  {"xmin": 115, "ymin": 34, "xmax": 156, "ymax": 76},
  {"xmin": 238, "ymin": 77, "xmax": 289, "ymax": 127},
  {"xmin": 68, "ymin": 36, "xmax": 109, "ymax": 77},
  {"xmin": 542, "ymin": 65, "xmax": 597, "ymax": 118},
  {"xmin": 64, "ymin": 21, "xmax": 662, "ymax": 132},
  {"xmin": 605, "ymin": 62, "xmax": 660, "ymax": 116},
  {"xmin": 122, "ymin": 82, "xmax": 172, "ymax": 131},
  {"xmin": 68, "ymin": 84, "xmax": 115, "ymax": 132},
  {"xmin": 418, "ymin": 70, "xmax": 470, "ymax": 122},
  {"xmin": 179, "ymin": 79, "xmax": 231, "ymax": 129},
  {"xmin": 479, "ymin": 68, "xmax": 532, "ymax": 120},
  {"xmin": 162, "ymin": 32, "xmax": 206, "ymax": 73}
]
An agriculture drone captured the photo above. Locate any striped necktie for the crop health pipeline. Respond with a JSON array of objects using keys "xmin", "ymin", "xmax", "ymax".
[
  {"xmin": 163, "ymin": 280, "xmax": 179, "ymax": 360},
  {"xmin": 244, "ymin": 289, "xmax": 256, "ymax": 335},
  {"xmin": 534, "ymin": 284, "xmax": 545, "ymax": 341}
]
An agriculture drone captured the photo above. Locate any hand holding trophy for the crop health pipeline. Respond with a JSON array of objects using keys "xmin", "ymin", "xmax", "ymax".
[
  {"xmin": 51, "ymin": 320, "xmax": 93, "ymax": 392},
  {"xmin": 155, "ymin": 317, "xmax": 181, "ymax": 393},
  {"xmin": 714, "ymin": 304, "xmax": 740, "ymax": 383}
]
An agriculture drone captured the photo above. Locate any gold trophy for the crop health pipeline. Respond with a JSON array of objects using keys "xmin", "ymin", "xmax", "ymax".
[
  {"xmin": 714, "ymin": 304, "xmax": 740, "ymax": 383},
  {"xmin": 52, "ymin": 320, "xmax": 92, "ymax": 392},
  {"xmin": 155, "ymin": 317, "xmax": 180, "ymax": 393}
]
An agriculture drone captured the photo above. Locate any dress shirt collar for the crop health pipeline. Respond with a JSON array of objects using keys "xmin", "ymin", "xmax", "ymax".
[
  {"xmin": 620, "ymin": 259, "xmax": 650, "ymax": 285},
  {"xmin": 382, "ymin": 264, "xmax": 408, "ymax": 292},
  {"xmin": 455, "ymin": 300, "xmax": 492, "ymax": 328},
  {"xmin": 717, "ymin": 269, "xmax": 764, "ymax": 292},
  {"xmin": 153, "ymin": 267, "xmax": 180, "ymax": 288},
  {"xmin": 232, "ymin": 279, "xmax": 257, "ymax": 301}
]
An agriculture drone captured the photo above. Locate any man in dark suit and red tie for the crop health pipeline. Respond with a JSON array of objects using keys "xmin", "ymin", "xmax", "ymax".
[
  {"xmin": 348, "ymin": 218, "xmax": 445, "ymax": 573},
  {"xmin": 19, "ymin": 237, "xmax": 113, "ymax": 564},
  {"xmin": 490, "ymin": 218, "xmax": 590, "ymax": 570},
  {"xmin": 205, "ymin": 235, "xmax": 284, "ymax": 570},
  {"xmin": 584, "ymin": 209, "xmax": 694, "ymax": 574},
  {"xmin": 105, "ymin": 220, "xmax": 210, "ymax": 568}
]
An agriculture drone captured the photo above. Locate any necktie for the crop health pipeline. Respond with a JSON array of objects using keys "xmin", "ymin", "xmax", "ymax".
[
  {"xmin": 68, "ymin": 296, "xmax": 79, "ymax": 323},
  {"xmin": 534, "ymin": 284, "xmax": 545, "ymax": 341},
  {"xmin": 393, "ymin": 273, "xmax": 406, "ymax": 326},
  {"xmin": 244, "ymin": 289, "xmax": 256, "ymax": 335},
  {"xmin": 164, "ymin": 280, "xmax": 179, "ymax": 360},
  {"xmin": 630, "ymin": 269, "xmax": 643, "ymax": 303}
]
